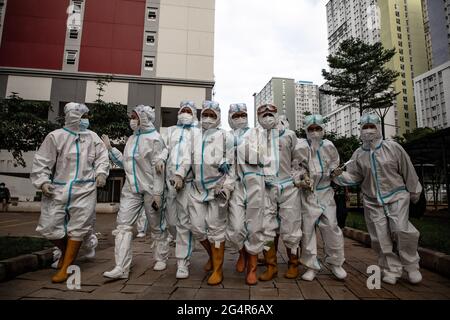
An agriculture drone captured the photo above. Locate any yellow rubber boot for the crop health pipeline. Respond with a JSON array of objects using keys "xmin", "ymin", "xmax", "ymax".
[
  {"xmin": 284, "ymin": 247, "xmax": 299, "ymax": 279},
  {"xmin": 246, "ymin": 253, "xmax": 258, "ymax": 285},
  {"xmin": 200, "ymin": 239, "xmax": 213, "ymax": 272},
  {"xmin": 52, "ymin": 239, "xmax": 82, "ymax": 283},
  {"xmin": 207, "ymin": 242, "xmax": 225, "ymax": 285},
  {"xmin": 258, "ymin": 243, "xmax": 278, "ymax": 281},
  {"xmin": 236, "ymin": 248, "xmax": 246, "ymax": 273}
]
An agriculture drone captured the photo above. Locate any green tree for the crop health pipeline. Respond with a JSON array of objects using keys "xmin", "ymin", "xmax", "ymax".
[
  {"xmin": 321, "ymin": 37, "xmax": 400, "ymax": 138},
  {"xmin": 89, "ymin": 76, "xmax": 131, "ymax": 147},
  {"xmin": 0, "ymin": 93, "xmax": 58, "ymax": 167}
]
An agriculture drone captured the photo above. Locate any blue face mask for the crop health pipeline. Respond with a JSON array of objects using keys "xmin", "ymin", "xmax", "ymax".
[{"xmin": 79, "ymin": 118, "xmax": 90, "ymax": 131}]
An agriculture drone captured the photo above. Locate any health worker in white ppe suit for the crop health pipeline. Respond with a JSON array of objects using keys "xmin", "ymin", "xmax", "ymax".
[
  {"xmin": 226, "ymin": 103, "xmax": 265, "ymax": 285},
  {"xmin": 257, "ymin": 104, "xmax": 304, "ymax": 281},
  {"xmin": 158, "ymin": 100, "xmax": 199, "ymax": 280},
  {"xmin": 31, "ymin": 102, "xmax": 110, "ymax": 283},
  {"xmin": 334, "ymin": 114, "xmax": 423, "ymax": 285},
  {"xmin": 102, "ymin": 105, "xmax": 168, "ymax": 279},
  {"xmin": 188, "ymin": 101, "xmax": 235, "ymax": 286},
  {"xmin": 296, "ymin": 114, "xmax": 347, "ymax": 282}
]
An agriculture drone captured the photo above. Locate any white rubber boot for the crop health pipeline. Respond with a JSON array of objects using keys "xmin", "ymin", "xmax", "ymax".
[
  {"xmin": 301, "ymin": 269, "xmax": 318, "ymax": 281},
  {"xmin": 103, "ymin": 226, "xmax": 132, "ymax": 279}
]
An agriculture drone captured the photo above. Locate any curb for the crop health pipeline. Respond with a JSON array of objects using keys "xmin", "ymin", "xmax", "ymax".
[
  {"xmin": 8, "ymin": 202, "xmax": 120, "ymax": 214},
  {"xmin": 0, "ymin": 248, "xmax": 54, "ymax": 282},
  {"xmin": 343, "ymin": 227, "xmax": 450, "ymax": 278}
]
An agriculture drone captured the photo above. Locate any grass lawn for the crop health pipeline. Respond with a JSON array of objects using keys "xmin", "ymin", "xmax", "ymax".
[
  {"xmin": 0, "ymin": 236, "xmax": 53, "ymax": 260},
  {"xmin": 345, "ymin": 211, "xmax": 450, "ymax": 255}
]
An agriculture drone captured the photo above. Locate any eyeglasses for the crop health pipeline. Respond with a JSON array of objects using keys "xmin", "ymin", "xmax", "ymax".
[
  {"xmin": 304, "ymin": 114, "xmax": 324, "ymax": 127},
  {"xmin": 257, "ymin": 104, "xmax": 277, "ymax": 115},
  {"xmin": 180, "ymin": 100, "xmax": 195, "ymax": 109},
  {"xmin": 229, "ymin": 103, "xmax": 247, "ymax": 113},
  {"xmin": 231, "ymin": 112, "xmax": 247, "ymax": 119},
  {"xmin": 360, "ymin": 114, "xmax": 380, "ymax": 125},
  {"xmin": 202, "ymin": 101, "xmax": 220, "ymax": 110}
]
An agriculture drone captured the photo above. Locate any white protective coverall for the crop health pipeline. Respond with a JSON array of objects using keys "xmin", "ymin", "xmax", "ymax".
[
  {"xmin": 159, "ymin": 101, "xmax": 199, "ymax": 276},
  {"xmin": 297, "ymin": 115, "xmax": 346, "ymax": 279},
  {"xmin": 334, "ymin": 114, "xmax": 422, "ymax": 283},
  {"xmin": 226, "ymin": 103, "xmax": 265, "ymax": 256},
  {"xmin": 188, "ymin": 101, "xmax": 235, "ymax": 246},
  {"xmin": 103, "ymin": 105, "xmax": 168, "ymax": 278},
  {"xmin": 31, "ymin": 103, "xmax": 109, "ymax": 242},
  {"xmin": 259, "ymin": 113, "xmax": 303, "ymax": 254}
]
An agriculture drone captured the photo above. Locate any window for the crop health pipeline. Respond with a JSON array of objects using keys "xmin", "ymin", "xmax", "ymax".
[
  {"xmin": 72, "ymin": 0, "xmax": 82, "ymax": 13},
  {"xmin": 66, "ymin": 50, "xmax": 77, "ymax": 65},
  {"xmin": 144, "ymin": 56, "xmax": 155, "ymax": 71},
  {"xmin": 145, "ymin": 31, "xmax": 156, "ymax": 45},
  {"xmin": 147, "ymin": 7, "xmax": 157, "ymax": 21},
  {"xmin": 69, "ymin": 28, "xmax": 79, "ymax": 39}
]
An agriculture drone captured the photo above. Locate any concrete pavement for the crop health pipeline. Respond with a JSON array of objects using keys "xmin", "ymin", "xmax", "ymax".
[{"xmin": 0, "ymin": 211, "xmax": 449, "ymax": 300}]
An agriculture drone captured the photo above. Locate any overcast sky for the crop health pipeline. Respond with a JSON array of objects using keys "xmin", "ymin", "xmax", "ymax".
[{"xmin": 214, "ymin": 0, "xmax": 329, "ymax": 128}]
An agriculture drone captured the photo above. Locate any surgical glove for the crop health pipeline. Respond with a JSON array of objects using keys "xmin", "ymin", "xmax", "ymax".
[
  {"xmin": 215, "ymin": 187, "xmax": 231, "ymax": 202},
  {"xmin": 41, "ymin": 183, "xmax": 55, "ymax": 197},
  {"xmin": 294, "ymin": 179, "xmax": 312, "ymax": 189},
  {"xmin": 96, "ymin": 174, "xmax": 107, "ymax": 188},
  {"xmin": 410, "ymin": 192, "xmax": 421, "ymax": 204},
  {"xmin": 101, "ymin": 134, "xmax": 112, "ymax": 151},
  {"xmin": 152, "ymin": 195, "xmax": 162, "ymax": 211},
  {"xmin": 155, "ymin": 160, "xmax": 165, "ymax": 175},
  {"xmin": 331, "ymin": 167, "xmax": 343, "ymax": 178},
  {"xmin": 170, "ymin": 175, "xmax": 184, "ymax": 191}
]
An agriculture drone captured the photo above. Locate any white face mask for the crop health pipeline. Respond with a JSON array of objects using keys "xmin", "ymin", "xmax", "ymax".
[
  {"xmin": 202, "ymin": 117, "xmax": 216, "ymax": 129},
  {"xmin": 130, "ymin": 119, "xmax": 139, "ymax": 131},
  {"xmin": 308, "ymin": 131, "xmax": 323, "ymax": 140},
  {"xmin": 178, "ymin": 113, "xmax": 193, "ymax": 125},
  {"xmin": 259, "ymin": 115, "xmax": 276, "ymax": 129},
  {"xmin": 231, "ymin": 116, "xmax": 247, "ymax": 129},
  {"xmin": 361, "ymin": 128, "xmax": 378, "ymax": 142}
]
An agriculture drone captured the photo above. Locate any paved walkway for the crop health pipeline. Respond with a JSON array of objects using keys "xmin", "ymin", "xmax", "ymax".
[{"xmin": 0, "ymin": 212, "xmax": 449, "ymax": 300}]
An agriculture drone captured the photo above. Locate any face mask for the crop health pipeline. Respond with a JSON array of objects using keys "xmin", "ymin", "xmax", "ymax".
[
  {"xmin": 79, "ymin": 119, "xmax": 89, "ymax": 131},
  {"xmin": 361, "ymin": 128, "xmax": 378, "ymax": 142},
  {"xmin": 130, "ymin": 119, "xmax": 139, "ymax": 131},
  {"xmin": 178, "ymin": 113, "xmax": 193, "ymax": 125},
  {"xmin": 308, "ymin": 131, "xmax": 323, "ymax": 140},
  {"xmin": 231, "ymin": 117, "xmax": 247, "ymax": 129},
  {"xmin": 259, "ymin": 115, "xmax": 276, "ymax": 129},
  {"xmin": 202, "ymin": 117, "xmax": 216, "ymax": 129}
]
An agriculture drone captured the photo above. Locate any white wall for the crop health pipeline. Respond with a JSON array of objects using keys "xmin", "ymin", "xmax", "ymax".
[
  {"xmin": 5, "ymin": 76, "xmax": 52, "ymax": 100},
  {"xmin": 160, "ymin": 85, "xmax": 206, "ymax": 108},
  {"xmin": 156, "ymin": 0, "xmax": 215, "ymax": 81},
  {"xmin": 85, "ymin": 81, "xmax": 129, "ymax": 104}
]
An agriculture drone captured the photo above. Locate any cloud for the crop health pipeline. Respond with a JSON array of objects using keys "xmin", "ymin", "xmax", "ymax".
[{"xmin": 214, "ymin": 0, "xmax": 329, "ymax": 129}]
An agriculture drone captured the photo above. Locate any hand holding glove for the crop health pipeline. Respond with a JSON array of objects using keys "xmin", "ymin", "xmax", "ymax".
[
  {"xmin": 101, "ymin": 134, "xmax": 112, "ymax": 151},
  {"xmin": 330, "ymin": 167, "xmax": 344, "ymax": 178},
  {"xmin": 96, "ymin": 174, "xmax": 107, "ymax": 188},
  {"xmin": 170, "ymin": 175, "xmax": 184, "ymax": 191},
  {"xmin": 215, "ymin": 187, "xmax": 231, "ymax": 202},
  {"xmin": 155, "ymin": 160, "xmax": 165, "ymax": 175},
  {"xmin": 152, "ymin": 195, "xmax": 162, "ymax": 211},
  {"xmin": 41, "ymin": 183, "xmax": 55, "ymax": 197}
]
